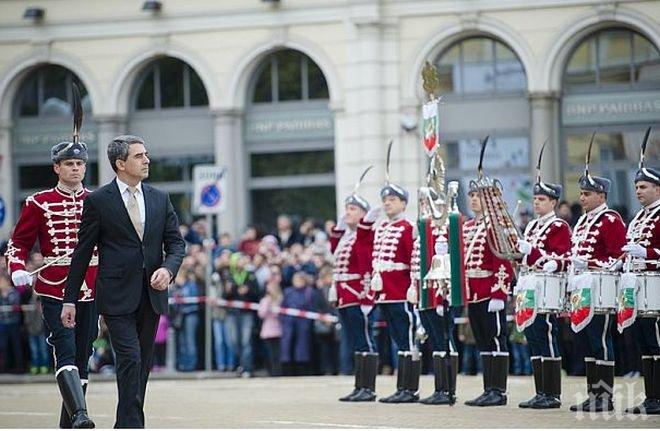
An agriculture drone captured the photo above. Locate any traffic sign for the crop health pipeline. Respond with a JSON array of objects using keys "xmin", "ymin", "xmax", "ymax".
[{"xmin": 192, "ymin": 165, "xmax": 227, "ymax": 215}]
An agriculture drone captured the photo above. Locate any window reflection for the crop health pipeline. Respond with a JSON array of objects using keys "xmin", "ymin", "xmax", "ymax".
[
  {"xmin": 134, "ymin": 57, "xmax": 208, "ymax": 110},
  {"xmin": 15, "ymin": 65, "xmax": 90, "ymax": 118},
  {"xmin": 434, "ymin": 37, "xmax": 526, "ymax": 95}
]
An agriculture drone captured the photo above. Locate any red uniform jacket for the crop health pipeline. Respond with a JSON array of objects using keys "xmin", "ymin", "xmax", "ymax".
[
  {"xmin": 462, "ymin": 218, "xmax": 514, "ymax": 302},
  {"xmin": 5, "ymin": 185, "xmax": 98, "ymax": 301},
  {"xmin": 626, "ymin": 199, "xmax": 660, "ymax": 271},
  {"xmin": 571, "ymin": 204, "xmax": 626, "ymax": 270},
  {"xmin": 329, "ymin": 219, "xmax": 374, "ymax": 308},
  {"xmin": 369, "ymin": 216, "xmax": 414, "ymax": 303},
  {"xmin": 522, "ymin": 212, "xmax": 572, "ymax": 272}
]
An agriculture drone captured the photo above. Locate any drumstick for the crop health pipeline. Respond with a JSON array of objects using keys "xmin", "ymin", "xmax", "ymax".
[{"xmin": 28, "ymin": 251, "xmax": 74, "ymax": 276}]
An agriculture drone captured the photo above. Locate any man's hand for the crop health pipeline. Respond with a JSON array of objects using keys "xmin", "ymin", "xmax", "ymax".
[
  {"xmin": 517, "ymin": 239, "xmax": 532, "ymax": 255},
  {"xmin": 364, "ymin": 207, "xmax": 382, "ymax": 222},
  {"xmin": 542, "ymin": 260, "xmax": 558, "ymax": 273},
  {"xmin": 61, "ymin": 304, "xmax": 76, "ymax": 329},
  {"xmin": 11, "ymin": 270, "xmax": 33, "ymax": 287},
  {"xmin": 488, "ymin": 298, "xmax": 505, "ymax": 313},
  {"xmin": 150, "ymin": 268, "xmax": 172, "ymax": 291},
  {"xmin": 622, "ymin": 243, "xmax": 647, "ymax": 259}
]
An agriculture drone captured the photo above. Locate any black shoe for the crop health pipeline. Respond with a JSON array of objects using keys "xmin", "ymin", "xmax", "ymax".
[
  {"xmin": 71, "ymin": 411, "xmax": 95, "ymax": 429},
  {"xmin": 465, "ymin": 390, "xmax": 490, "ymax": 406},
  {"xmin": 339, "ymin": 388, "xmax": 361, "ymax": 402},
  {"xmin": 519, "ymin": 394, "xmax": 544, "ymax": 409},
  {"xmin": 472, "ymin": 389, "xmax": 507, "ymax": 407},
  {"xmin": 625, "ymin": 398, "xmax": 660, "ymax": 415},
  {"xmin": 419, "ymin": 390, "xmax": 455, "ymax": 405},
  {"xmin": 530, "ymin": 394, "xmax": 561, "ymax": 409},
  {"xmin": 350, "ymin": 388, "xmax": 376, "ymax": 402},
  {"xmin": 570, "ymin": 396, "xmax": 613, "ymax": 412},
  {"xmin": 390, "ymin": 389, "xmax": 419, "ymax": 404},
  {"xmin": 379, "ymin": 389, "xmax": 405, "ymax": 403}
]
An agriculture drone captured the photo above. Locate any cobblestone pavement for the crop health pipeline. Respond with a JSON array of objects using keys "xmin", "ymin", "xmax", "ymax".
[{"xmin": 0, "ymin": 374, "xmax": 656, "ymax": 428}]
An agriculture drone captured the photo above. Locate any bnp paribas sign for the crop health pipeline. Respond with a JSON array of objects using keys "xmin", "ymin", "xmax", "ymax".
[{"xmin": 562, "ymin": 91, "xmax": 660, "ymax": 126}]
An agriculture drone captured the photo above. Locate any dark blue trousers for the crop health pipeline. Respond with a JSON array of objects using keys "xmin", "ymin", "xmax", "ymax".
[
  {"xmin": 636, "ymin": 317, "xmax": 660, "ymax": 356},
  {"xmin": 523, "ymin": 313, "xmax": 560, "ymax": 358},
  {"xmin": 419, "ymin": 306, "xmax": 456, "ymax": 352},
  {"xmin": 338, "ymin": 305, "xmax": 375, "ymax": 352},
  {"xmin": 582, "ymin": 314, "xmax": 614, "ymax": 362},
  {"xmin": 378, "ymin": 302, "xmax": 416, "ymax": 352}
]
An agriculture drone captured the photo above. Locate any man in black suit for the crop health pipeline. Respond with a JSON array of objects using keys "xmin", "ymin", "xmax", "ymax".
[{"xmin": 62, "ymin": 135, "xmax": 185, "ymax": 428}]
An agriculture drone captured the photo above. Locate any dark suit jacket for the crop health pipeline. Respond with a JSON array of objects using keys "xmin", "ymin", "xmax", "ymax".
[{"xmin": 64, "ymin": 179, "xmax": 185, "ymax": 315}]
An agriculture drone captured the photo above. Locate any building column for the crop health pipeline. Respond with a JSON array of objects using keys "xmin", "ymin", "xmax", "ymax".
[
  {"xmin": 212, "ymin": 108, "xmax": 246, "ymax": 238},
  {"xmin": 0, "ymin": 119, "xmax": 14, "ymax": 239},
  {"xmin": 95, "ymin": 115, "xmax": 127, "ymax": 184},
  {"xmin": 529, "ymin": 92, "xmax": 560, "ymax": 183}
]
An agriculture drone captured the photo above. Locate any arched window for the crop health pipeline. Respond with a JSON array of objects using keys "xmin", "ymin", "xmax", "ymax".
[
  {"xmin": 251, "ymin": 50, "xmax": 329, "ymax": 103},
  {"xmin": 14, "ymin": 65, "xmax": 91, "ymax": 117},
  {"xmin": 564, "ymin": 28, "xmax": 660, "ymax": 91},
  {"xmin": 133, "ymin": 57, "xmax": 209, "ymax": 110},
  {"xmin": 433, "ymin": 37, "xmax": 526, "ymax": 95}
]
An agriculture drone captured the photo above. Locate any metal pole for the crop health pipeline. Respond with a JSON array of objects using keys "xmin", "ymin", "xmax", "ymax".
[
  {"xmin": 165, "ymin": 326, "xmax": 176, "ymax": 372},
  {"xmin": 204, "ymin": 214, "xmax": 213, "ymax": 372}
]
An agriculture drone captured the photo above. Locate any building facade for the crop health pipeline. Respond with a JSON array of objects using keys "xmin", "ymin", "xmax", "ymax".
[{"xmin": 0, "ymin": 0, "xmax": 658, "ymax": 237}]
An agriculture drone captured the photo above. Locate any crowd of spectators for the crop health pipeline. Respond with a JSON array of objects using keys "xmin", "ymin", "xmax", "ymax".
[{"xmin": 0, "ymin": 206, "xmax": 644, "ymax": 379}]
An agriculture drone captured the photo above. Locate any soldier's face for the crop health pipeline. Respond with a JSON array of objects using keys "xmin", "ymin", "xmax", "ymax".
[
  {"xmin": 118, "ymin": 143, "xmax": 150, "ymax": 182},
  {"xmin": 468, "ymin": 191, "xmax": 482, "ymax": 214},
  {"xmin": 578, "ymin": 190, "xmax": 605, "ymax": 212},
  {"xmin": 382, "ymin": 195, "xmax": 406, "ymax": 217},
  {"xmin": 533, "ymin": 195, "xmax": 556, "ymax": 216},
  {"xmin": 54, "ymin": 159, "xmax": 86, "ymax": 187},
  {"xmin": 344, "ymin": 204, "xmax": 366, "ymax": 226},
  {"xmin": 635, "ymin": 181, "xmax": 660, "ymax": 207}
]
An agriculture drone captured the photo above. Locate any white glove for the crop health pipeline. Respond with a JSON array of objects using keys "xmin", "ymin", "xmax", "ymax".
[
  {"xmin": 488, "ymin": 298, "xmax": 505, "ymax": 313},
  {"xmin": 406, "ymin": 285, "xmax": 418, "ymax": 304},
  {"xmin": 364, "ymin": 206, "xmax": 382, "ymax": 222},
  {"xmin": 335, "ymin": 216, "xmax": 348, "ymax": 231},
  {"xmin": 327, "ymin": 284, "xmax": 337, "ymax": 303},
  {"xmin": 11, "ymin": 270, "xmax": 33, "ymax": 287},
  {"xmin": 434, "ymin": 240, "xmax": 448, "ymax": 256},
  {"xmin": 542, "ymin": 260, "xmax": 558, "ymax": 273},
  {"xmin": 622, "ymin": 243, "xmax": 647, "ymax": 259},
  {"xmin": 435, "ymin": 304, "xmax": 445, "ymax": 317},
  {"xmin": 570, "ymin": 256, "xmax": 588, "ymax": 270},
  {"xmin": 360, "ymin": 305, "xmax": 373, "ymax": 317},
  {"xmin": 517, "ymin": 239, "xmax": 532, "ymax": 255},
  {"xmin": 610, "ymin": 260, "xmax": 623, "ymax": 271}
]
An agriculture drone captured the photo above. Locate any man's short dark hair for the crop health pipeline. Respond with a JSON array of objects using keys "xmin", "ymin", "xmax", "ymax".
[{"xmin": 107, "ymin": 135, "xmax": 145, "ymax": 173}]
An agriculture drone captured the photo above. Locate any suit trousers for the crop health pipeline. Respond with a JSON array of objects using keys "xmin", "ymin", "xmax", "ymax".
[
  {"xmin": 524, "ymin": 313, "xmax": 560, "ymax": 358},
  {"xmin": 468, "ymin": 300, "xmax": 508, "ymax": 353},
  {"xmin": 41, "ymin": 297, "xmax": 97, "ymax": 380},
  {"xmin": 104, "ymin": 278, "xmax": 159, "ymax": 429}
]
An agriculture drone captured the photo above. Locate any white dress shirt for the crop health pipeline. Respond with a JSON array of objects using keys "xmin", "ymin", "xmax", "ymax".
[{"xmin": 116, "ymin": 177, "xmax": 146, "ymax": 230}]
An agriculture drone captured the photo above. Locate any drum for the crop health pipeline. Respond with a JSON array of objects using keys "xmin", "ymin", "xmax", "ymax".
[
  {"xmin": 533, "ymin": 274, "xmax": 566, "ymax": 313},
  {"xmin": 587, "ymin": 271, "xmax": 619, "ymax": 314},
  {"xmin": 636, "ymin": 272, "xmax": 660, "ymax": 316}
]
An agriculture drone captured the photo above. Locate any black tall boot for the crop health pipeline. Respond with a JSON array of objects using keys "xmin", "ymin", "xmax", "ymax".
[
  {"xmin": 475, "ymin": 353, "xmax": 508, "ymax": 406},
  {"xmin": 379, "ymin": 352, "xmax": 408, "ymax": 403},
  {"xmin": 60, "ymin": 381, "xmax": 88, "ymax": 428},
  {"xmin": 625, "ymin": 356, "xmax": 653, "ymax": 414},
  {"xmin": 519, "ymin": 357, "xmax": 543, "ymax": 408},
  {"xmin": 351, "ymin": 353, "xmax": 378, "ymax": 402},
  {"xmin": 56, "ymin": 368, "xmax": 94, "ymax": 429},
  {"xmin": 591, "ymin": 361, "xmax": 615, "ymax": 412},
  {"xmin": 649, "ymin": 357, "xmax": 660, "ymax": 414},
  {"xmin": 466, "ymin": 353, "xmax": 492, "ymax": 406},
  {"xmin": 570, "ymin": 357, "xmax": 597, "ymax": 412},
  {"xmin": 395, "ymin": 355, "xmax": 420, "ymax": 403},
  {"xmin": 420, "ymin": 352, "xmax": 446, "ymax": 405},
  {"xmin": 447, "ymin": 352, "xmax": 458, "ymax": 404},
  {"xmin": 340, "ymin": 353, "xmax": 363, "ymax": 402},
  {"xmin": 532, "ymin": 357, "xmax": 562, "ymax": 409}
]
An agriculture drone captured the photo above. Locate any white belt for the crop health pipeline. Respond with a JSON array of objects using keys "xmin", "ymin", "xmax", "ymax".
[
  {"xmin": 374, "ymin": 261, "xmax": 409, "ymax": 272},
  {"xmin": 334, "ymin": 274, "xmax": 361, "ymax": 282},
  {"xmin": 466, "ymin": 269, "xmax": 493, "ymax": 278},
  {"xmin": 43, "ymin": 255, "xmax": 98, "ymax": 267}
]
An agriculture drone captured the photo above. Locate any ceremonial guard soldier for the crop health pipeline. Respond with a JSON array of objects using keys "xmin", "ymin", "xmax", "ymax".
[
  {"xmin": 568, "ymin": 134, "xmax": 626, "ymax": 412},
  {"xmin": 329, "ymin": 166, "xmax": 379, "ymax": 402},
  {"xmin": 4, "ymin": 85, "xmax": 97, "ymax": 428},
  {"xmin": 461, "ymin": 184, "xmax": 514, "ymax": 407},
  {"xmin": 621, "ymin": 128, "xmax": 660, "ymax": 415},
  {"xmin": 515, "ymin": 147, "xmax": 572, "ymax": 409},
  {"xmin": 367, "ymin": 143, "xmax": 418, "ymax": 403},
  {"xmin": 408, "ymin": 159, "xmax": 458, "ymax": 406}
]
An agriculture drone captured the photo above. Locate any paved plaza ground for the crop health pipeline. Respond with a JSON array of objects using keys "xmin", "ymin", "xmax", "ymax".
[{"xmin": 0, "ymin": 374, "xmax": 657, "ymax": 428}]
